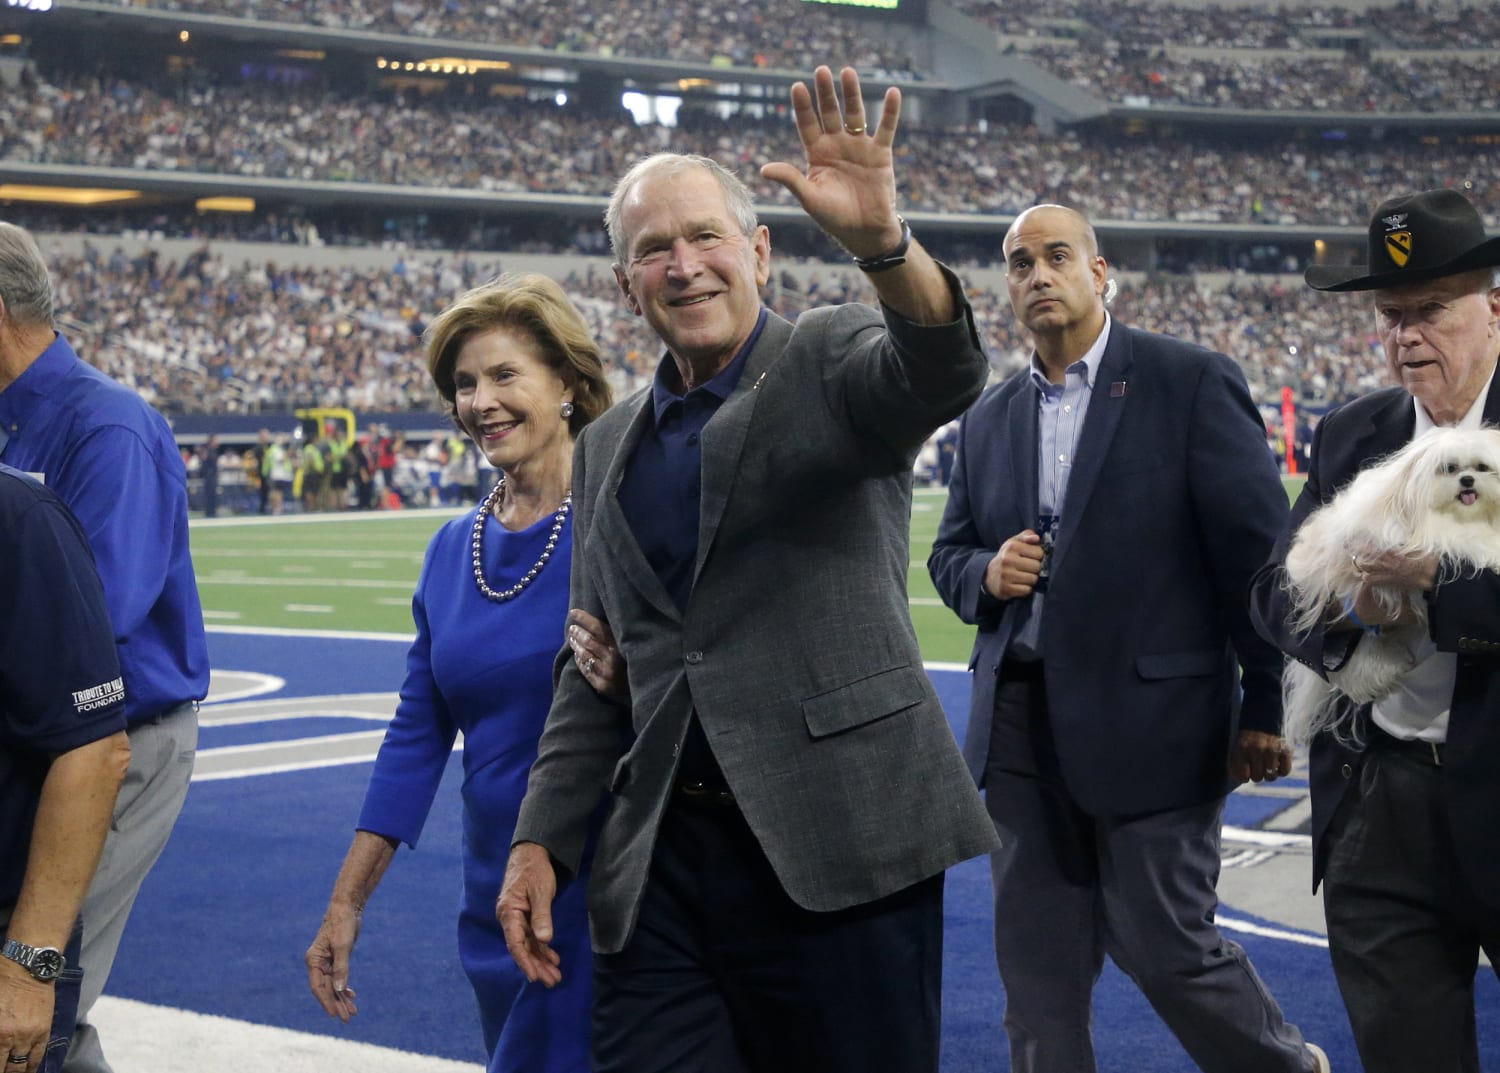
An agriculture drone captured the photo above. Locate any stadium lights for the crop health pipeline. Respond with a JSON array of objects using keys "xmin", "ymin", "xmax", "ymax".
[
  {"xmin": 0, "ymin": 184, "xmax": 142, "ymax": 205},
  {"xmin": 3, "ymin": 0, "xmax": 54, "ymax": 11},
  {"xmin": 196, "ymin": 197, "xmax": 256, "ymax": 213},
  {"xmin": 179, "ymin": 30, "xmax": 189, "ymax": 43},
  {"xmin": 376, "ymin": 55, "xmax": 509, "ymax": 77}
]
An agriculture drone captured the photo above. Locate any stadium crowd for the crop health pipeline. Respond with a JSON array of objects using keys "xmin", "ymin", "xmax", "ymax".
[
  {"xmin": 41, "ymin": 240, "xmax": 1380, "ymax": 419},
  {"xmin": 4, "ymin": 72, "xmax": 1498, "ymax": 225},
  {"xmin": 959, "ymin": 0, "xmax": 1500, "ymax": 50},
  {"xmin": 1015, "ymin": 47, "xmax": 1500, "ymax": 113},
  {"xmin": 105, "ymin": 0, "xmax": 1500, "ymax": 71},
  {"xmin": 114, "ymin": 0, "xmax": 922, "ymax": 77}
]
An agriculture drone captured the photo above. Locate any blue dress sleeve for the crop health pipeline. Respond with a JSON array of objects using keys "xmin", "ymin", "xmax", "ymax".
[{"xmin": 357, "ymin": 527, "xmax": 459, "ymax": 848}]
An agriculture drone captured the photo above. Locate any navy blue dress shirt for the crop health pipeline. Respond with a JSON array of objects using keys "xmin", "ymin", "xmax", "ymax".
[{"xmin": 616, "ymin": 309, "xmax": 767, "ymax": 783}]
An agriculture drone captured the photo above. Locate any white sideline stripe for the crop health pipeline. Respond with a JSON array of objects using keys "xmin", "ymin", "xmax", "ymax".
[
  {"xmin": 201, "ymin": 609, "xmax": 243, "ymax": 619},
  {"xmin": 206, "ymin": 624, "xmax": 417, "ymax": 643},
  {"xmin": 203, "ymin": 671, "xmax": 287, "ymax": 704},
  {"xmin": 89, "ymin": 995, "xmax": 484, "ymax": 1072},
  {"xmin": 194, "ymin": 754, "xmax": 380, "ymax": 782},
  {"xmin": 190, "ymin": 506, "xmax": 464, "ymax": 528},
  {"xmin": 201, "ymin": 576, "xmax": 415, "ymax": 590},
  {"xmin": 201, "ymin": 709, "xmax": 391, "ymax": 729},
  {"xmin": 1222, "ymin": 826, "xmax": 1312, "ymax": 849},
  {"xmin": 285, "ymin": 603, "xmax": 336, "ymax": 613},
  {"xmin": 199, "ymin": 729, "xmax": 389, "ymax": 758},
  {"xmin": 193, "ymin": 741, "xmax": 466, "ymax": 782},
  {"xmin": 198, "ymin": 547, "xmax": 423, "ymax": 561},
  {"xmin": 1217, "ymin": 916, "xmax": 1328, "ymax": 949}
]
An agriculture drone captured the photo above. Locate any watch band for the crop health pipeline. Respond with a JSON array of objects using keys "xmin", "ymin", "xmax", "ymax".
[
  {"xmin": 1, "ymin": 938, "xmax": 65, "ymax": 981},
  {"xmin": 851, "ymin": 216, "xmax": 911, "ymax": 274}
]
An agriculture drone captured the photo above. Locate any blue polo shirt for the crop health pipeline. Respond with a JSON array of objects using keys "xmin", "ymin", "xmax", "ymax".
[
  {"xmin": 0, "ymin": 464, "xmax": 126, "ymax": 907},
  {"xmin": 0, "ymin": 334, "xmax": 208, "ymax": 726},
  {"xmin": 616, "ymin": 309, "xmax": 766, "ymax": 782}
]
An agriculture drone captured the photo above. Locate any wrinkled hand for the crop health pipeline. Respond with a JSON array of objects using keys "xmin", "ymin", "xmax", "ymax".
[
  {"xmin": 306, "ymin": 905, "xmax": 361, "ymax": 1022},
  {"xmin": 496, "ymin": 843, "xmax": 562, "ymax": 988},
  {"xmin": 760, "ymin": 65, "xmax": 904, "ymax": 259},
  {"xmin": 984, "ymin": 531, "xmax": 1045, "ymax": 600},
  {"xmin": 0, "ymin": 967, "xmax": 53, "ymax": 1072},
  {"xmin": 568, "ymin": 609, "xmax": 628, "ymax": 704},
  {"xmin": 1229, "ymin": 729, "xmax": 1293, "ymax": 784},
  {"xmin": 1347, "ymin": 548, "xmax": 1439, "ymax": 626}
]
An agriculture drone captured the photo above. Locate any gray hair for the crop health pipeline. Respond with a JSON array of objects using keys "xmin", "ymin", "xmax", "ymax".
[
  {"xmin": 0, "ymin": 222, "xmax": 54, "ymax": 328},
  {"xmin": 604, "ymin": 154, "xmax": 759, "ymax": 264}
]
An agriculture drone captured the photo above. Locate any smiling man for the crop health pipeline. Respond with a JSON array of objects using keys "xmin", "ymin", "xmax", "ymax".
[
  {"xmin": 496, "ymin": 66, "xmax": 996, "ymax": 1073},
  {"xmin": 928, "ymin": 203, "xmax": 1326, "ymax": 1073},
  {"xmin": 1251, "ymin": 188, "xmax": 1500, "ymax": 1073}
]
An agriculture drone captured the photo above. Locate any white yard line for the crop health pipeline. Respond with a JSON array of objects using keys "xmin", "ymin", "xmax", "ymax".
[{"xmin": 89, "ymin": 996, "xmax": 484, "ymax": 1073}]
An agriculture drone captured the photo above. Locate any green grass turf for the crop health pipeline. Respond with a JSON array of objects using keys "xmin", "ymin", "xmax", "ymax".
[{"xmin": 190, "ymin": 475, "xmax": 1309, "ymax": 666}]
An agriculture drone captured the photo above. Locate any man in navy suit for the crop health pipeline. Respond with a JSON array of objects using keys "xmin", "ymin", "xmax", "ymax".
[{"xmin": 929, "ymin": 204, "xmax": 1328, "ymax": 1073}]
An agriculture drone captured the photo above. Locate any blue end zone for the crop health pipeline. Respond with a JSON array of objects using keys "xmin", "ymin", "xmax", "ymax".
[{"xmin": 111, "ymin": 632, "xmax": 1496, "ymax": 1071}]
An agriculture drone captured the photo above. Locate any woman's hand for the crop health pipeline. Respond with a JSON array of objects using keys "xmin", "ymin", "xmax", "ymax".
[
  {"xmin": 569, "ymin": 609, "xmax": 629, "ymax": 704},
  {"xmin": 306, "ymin": 904, "xmax": 362, "ymax": 1022}
]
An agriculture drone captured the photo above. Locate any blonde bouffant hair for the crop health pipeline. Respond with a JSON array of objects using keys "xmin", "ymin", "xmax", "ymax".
[{"xmin": 423, "ymin": 273, "xmax": 611, "ymax": 436}]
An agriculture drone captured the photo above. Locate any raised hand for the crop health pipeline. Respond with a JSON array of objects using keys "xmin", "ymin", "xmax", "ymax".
[{"xmin": 761, "ymin": 65, "xmax": 905, "ymax": 260}]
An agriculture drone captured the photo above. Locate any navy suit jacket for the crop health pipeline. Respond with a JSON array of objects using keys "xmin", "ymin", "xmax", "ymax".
[
  {"xmin": 1249, "ymin": 382, "xmax": 1500, "ymax": 906},
  {"xmin": 929, "ymin": 321, "xmax": 1289, "ymax": 817}
]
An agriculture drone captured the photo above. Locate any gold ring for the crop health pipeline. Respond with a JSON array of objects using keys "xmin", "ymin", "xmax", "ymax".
[{"xmin": 844, "ymin": 122, "xmax": 866, "ymax": 135}]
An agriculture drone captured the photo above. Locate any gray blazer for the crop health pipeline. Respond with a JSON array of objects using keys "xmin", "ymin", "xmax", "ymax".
[{"xmin": 513, "ymin": 284, "xmax": 1000, "ymax": 953}]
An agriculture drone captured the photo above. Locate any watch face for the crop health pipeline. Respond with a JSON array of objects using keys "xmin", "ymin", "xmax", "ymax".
[{"xmin": 29, "ymin": 948, "xmax": 64, "ymax": 981}]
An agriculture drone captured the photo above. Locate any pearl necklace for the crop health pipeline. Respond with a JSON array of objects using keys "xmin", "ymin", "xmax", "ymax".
[{"xmin": 470, "ymin": 476, "xmax": 571, "ymax": 603}]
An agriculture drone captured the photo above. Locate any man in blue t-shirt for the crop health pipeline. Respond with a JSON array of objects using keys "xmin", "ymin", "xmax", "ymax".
[
  {"xmin": 0, "ymin": 465, "xmax": 131, "ymax": 1073},
  {"xmin": 0, "ymin": 223, "xmax": 208, "ymax": 1073}
]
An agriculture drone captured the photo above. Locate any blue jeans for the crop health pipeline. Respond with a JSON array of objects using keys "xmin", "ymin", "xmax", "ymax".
[{"xmin": 40, "ymin": 925, "xmax": 85, "ymax": 1073}]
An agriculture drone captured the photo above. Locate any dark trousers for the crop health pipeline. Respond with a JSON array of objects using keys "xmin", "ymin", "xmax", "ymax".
[
  {"xmin": 985, "ymin": 671, "xmax": 1312, "ymax": 1073},
  {"xmin": 592, "ymin": 795, "xmax": 944, "ymax": 1073},
  {"xmin": 1322, "ymin": 742, "xmax": 1500, "ymax": 1073}
]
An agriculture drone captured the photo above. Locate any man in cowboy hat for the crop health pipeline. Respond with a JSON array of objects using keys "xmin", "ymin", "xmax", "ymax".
[{"xmin": 1250, "ymin": 188, "xmax": 1500, "ymax": 1073}]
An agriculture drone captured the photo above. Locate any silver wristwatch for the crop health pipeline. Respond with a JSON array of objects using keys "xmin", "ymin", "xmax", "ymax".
[{"xmin": 1, "ymin": 938, "xmax": 65, "ymax": 981}]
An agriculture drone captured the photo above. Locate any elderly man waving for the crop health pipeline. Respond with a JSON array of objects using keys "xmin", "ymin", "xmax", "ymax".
[{"xmin": 497, "ymin": 66, "xmax": 996, "ymax": 1073}]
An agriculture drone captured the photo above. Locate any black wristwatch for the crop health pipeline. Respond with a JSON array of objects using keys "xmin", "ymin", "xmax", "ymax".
[
  {"xmin": 1, "ymin": 938, "xmax": 65, "ymax": 982},
  {"xmin": 851, "ymin": 216, "xmax": 912, "ymax": 273}
]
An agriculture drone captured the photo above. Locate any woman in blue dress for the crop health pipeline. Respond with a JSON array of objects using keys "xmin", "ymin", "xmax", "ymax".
[{"xmin": 305, "ymin": 273, "xmax": 617, "ymax": 1073}]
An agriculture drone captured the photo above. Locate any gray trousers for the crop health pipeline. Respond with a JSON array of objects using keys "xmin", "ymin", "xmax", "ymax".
[
  {"xmin": 62, "ymin": 702, "xmax": 197, "ymax": 1073},
  {"xmin": 1322, "ymin": 745, "xmax": 1500, "ymax": 1073},
  {"xmin": 985, "ymin": 676, "xmax": 1313, "ymax": 1073}
]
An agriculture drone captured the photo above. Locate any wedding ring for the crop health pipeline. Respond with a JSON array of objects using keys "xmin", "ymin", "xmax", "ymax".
[
  {"xmin": 843, "ymin": 122, "xmax": 866, "ymax": 135},
  {"xmin": 7, "ymin": 1057, "xmax": 29, "ymax": 1065}
]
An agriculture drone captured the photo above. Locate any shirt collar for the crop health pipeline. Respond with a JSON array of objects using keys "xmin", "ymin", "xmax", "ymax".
[
  {"xmin": 1413, "ymin": 360, "xmax": 1497, "ymax": 435},
  {"xmin": 1027, "ymin": 313, "xmax": 1111, "ymax": 393},
  {"xmin": 649, "ymin": 307, "xmax": 767, "ymax": 424},
  {"xmin": 0, "ymin": 332, "xmax": 75, "ymax": 429}
]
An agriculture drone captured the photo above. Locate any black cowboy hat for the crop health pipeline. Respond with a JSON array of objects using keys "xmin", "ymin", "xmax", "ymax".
[{"xmin": 1305, "ymin": 188, "xmax": 1500, "ymax": 292}]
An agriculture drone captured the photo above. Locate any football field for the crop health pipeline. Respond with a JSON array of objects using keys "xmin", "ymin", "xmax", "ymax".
[
  {"xmin": 189, "ymin": 478, "xmax": 1311, "ymax": 659},
  {"xmin": 92, "ymin": 472, "xmax": 1446, "ymax": 1073}
]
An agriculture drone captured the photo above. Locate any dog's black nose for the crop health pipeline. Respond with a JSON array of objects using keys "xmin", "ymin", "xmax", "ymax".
[{"xmin": 1461, "ymin": 475, "xmax": 1476, "ymax": 488}]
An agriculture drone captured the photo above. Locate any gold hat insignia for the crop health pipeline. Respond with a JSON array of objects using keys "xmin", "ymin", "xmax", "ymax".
[{"xmin": 1385, "ymin": 230, "xmax": 1413, "ymax": 268}]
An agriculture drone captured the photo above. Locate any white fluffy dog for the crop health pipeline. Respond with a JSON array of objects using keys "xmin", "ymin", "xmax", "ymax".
[{"xmin": 1282, "ymin": 426, "xmax": 1500, "ymax": 745}]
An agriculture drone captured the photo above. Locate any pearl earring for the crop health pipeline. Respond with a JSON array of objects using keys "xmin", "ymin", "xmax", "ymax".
[{"xmin": 560, "ymin": 401, "xmax": 575, "ymax": 418}]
